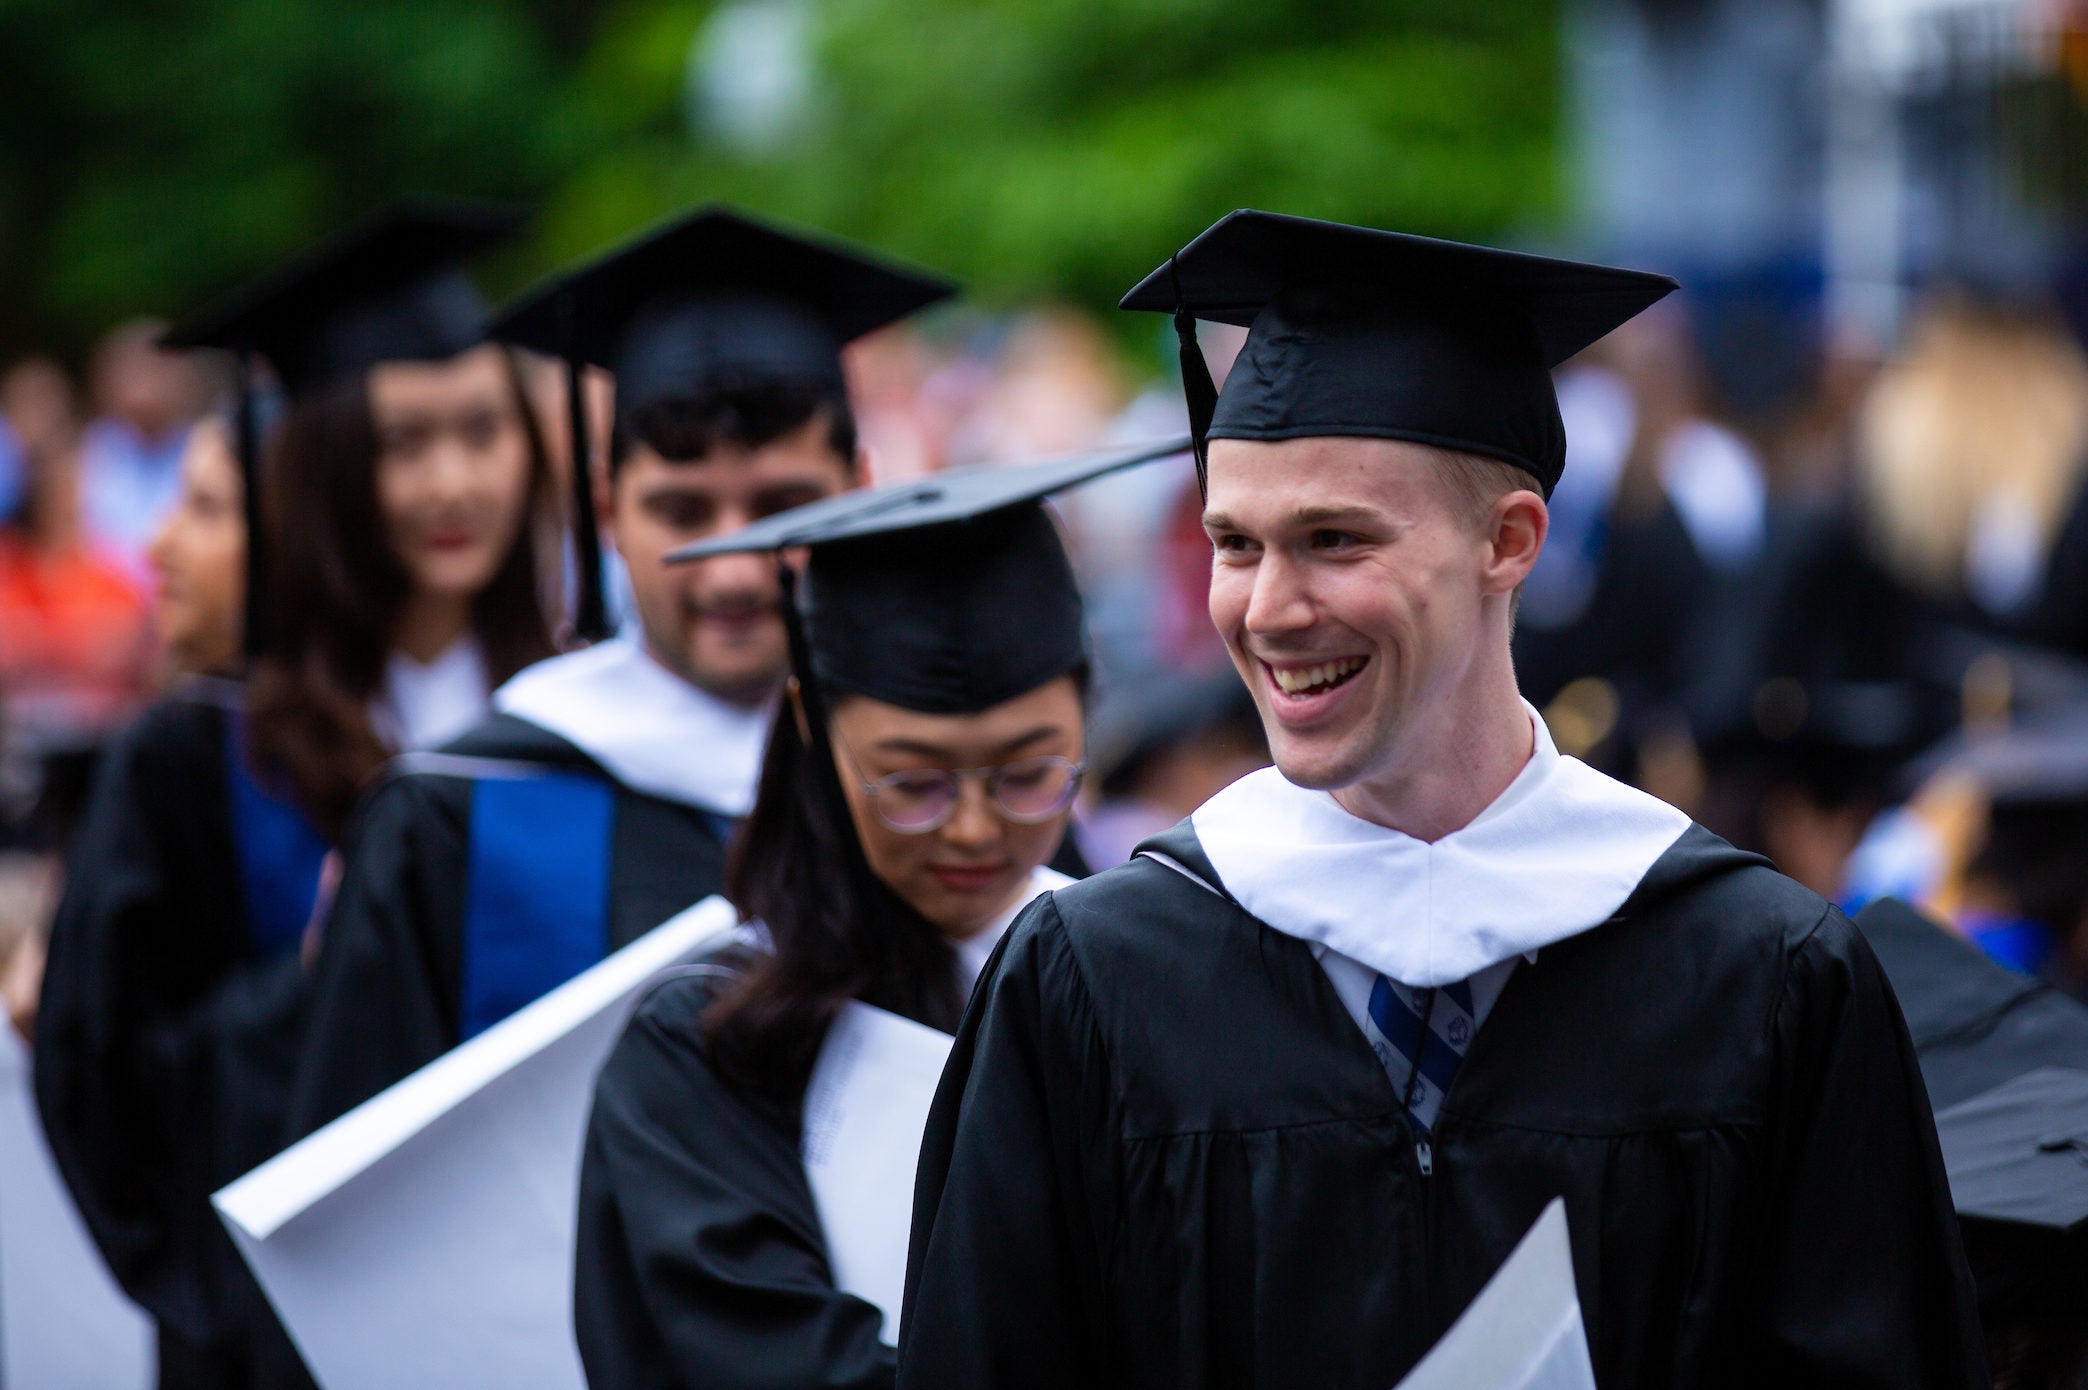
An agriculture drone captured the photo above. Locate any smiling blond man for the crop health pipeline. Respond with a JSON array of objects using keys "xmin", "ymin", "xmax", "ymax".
[{"xmin": 897, "ymin": 213, "xmax": 1985, "ymax": 1390}]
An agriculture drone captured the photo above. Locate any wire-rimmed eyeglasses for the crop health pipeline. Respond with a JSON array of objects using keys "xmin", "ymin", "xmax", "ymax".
[{"xmin": 833, "ymin": 732, "xmax": 1085, "ymax": 834}]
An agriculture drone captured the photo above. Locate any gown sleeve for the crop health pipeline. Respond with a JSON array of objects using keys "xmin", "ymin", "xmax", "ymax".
[
  {"xmin": 284, "ymin": 772, "xmax": 463, "ymax": 1140},
  {"xmin": 897, "ymin": 895, "xmax": 1117, "ymax": 1390},
  {"xmin": 33, "ymin": 711, "xmax": 307, "ymax": 1343},
  {"xmin": 1747, "ymin": 907, "xmax": 1989, "ymax": 1388},
  {"xmin": 574, "ymin": 974, "xmax": 893, "ymax": 1390}
]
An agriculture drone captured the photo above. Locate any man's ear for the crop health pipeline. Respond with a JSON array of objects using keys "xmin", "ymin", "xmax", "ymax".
[{"xmin": 1483, "ymin": 490, "xmax": 1548, "ymax": 596}]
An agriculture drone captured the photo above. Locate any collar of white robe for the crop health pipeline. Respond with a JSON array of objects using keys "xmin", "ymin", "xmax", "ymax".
[{"xmin": 1190, "ymin": 701, "xmax": 1690, "ymax": 988}]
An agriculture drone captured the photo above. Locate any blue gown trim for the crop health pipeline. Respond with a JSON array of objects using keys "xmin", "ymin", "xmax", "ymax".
[
  {"xmin": 460, "ymin": 771, "xmax": 617, "ymax": 1039},
  {"xmin": 222, "ymin": 715, "xmax": 330, "ymax": 959}
]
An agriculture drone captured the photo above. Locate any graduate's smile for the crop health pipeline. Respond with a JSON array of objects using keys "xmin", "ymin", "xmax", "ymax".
[
  {"xmin": 1260, "ymin": 655, "xmax": 1370, "ymax": 723},
  {"xmin": 689, "ymin": 596, "xmax": 779, "ymax": 644}
]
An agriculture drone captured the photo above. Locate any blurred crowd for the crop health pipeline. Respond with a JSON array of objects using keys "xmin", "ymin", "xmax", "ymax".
[
  {"xmin": 0, "ymin": 327, "xmax": 217, "ymax": 827},
  {"xmin": 6, "ymin": 276, "xmax": 2088, "ymax": 1025}
]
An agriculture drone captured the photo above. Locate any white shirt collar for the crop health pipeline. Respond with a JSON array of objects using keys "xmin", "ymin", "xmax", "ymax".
[
  {"xmin": 1190, "ymin": 701, "xmax": 1690, "ymax": 988},
  {"xmin": 492, "ymin": 634, "xmax": 773, "ymax": 815},
  {"xmin": 955, "ymin": 866, "xmax": 1073, "ymax": 995},
  {"xmin": 373, "ymin": 636, "xmax": 489, "ymax": 752}
]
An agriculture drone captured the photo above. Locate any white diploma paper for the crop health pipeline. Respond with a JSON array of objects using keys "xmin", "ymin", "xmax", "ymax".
[
  {"xmin": 0, "ymin": 1023, "xmax": 153, "ymax": 1390},
  {"xmin": 213, "ymin": 896, "xmax": 737, "ymax": 1390},
  {"xmin": 800, "ymin": 1000, "xmax": 956, "ymax": 1343},
  {"xmin": 1392, "ymin": 1198, "xmax": 1597, "ymax": 1390}
]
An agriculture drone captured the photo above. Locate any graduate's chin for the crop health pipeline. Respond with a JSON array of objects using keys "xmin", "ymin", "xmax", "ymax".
[
  {"xmin": 1266, "ymin": 743, "xmax": 1361, "ymax": 793},
  {"xmin": 681, "ymin": 622, "xmax": 788, "ymax": 699}
]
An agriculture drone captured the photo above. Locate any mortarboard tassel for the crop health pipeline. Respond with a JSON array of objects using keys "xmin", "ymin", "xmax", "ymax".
[
  {"xmin": 775, "ymin": 560, "xmax": 832, "ymax": 751},
  {"xmin": 1169, "ymin": 254, "xmax": 1219, "ymax": 500},
  {"xmin": 561, "ymin": 294, "xmax": 612, "ymax": 644},
  {"xmin": 235, "ymin": 349, "xmax": 272, "ymax": 661}
]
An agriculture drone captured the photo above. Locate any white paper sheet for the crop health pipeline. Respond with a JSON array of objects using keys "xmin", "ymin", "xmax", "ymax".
[
  {"xmin": 800, "ymin": 1000, "xmax": 956, "ymax": 1343},
  {"xmin": 0, "ymin": 1024, "xmax": 154, "ymax": 1390},
  {"xmin": 1392, "ymin": 1199, "xmax": 1595, "ymax": 1390},
  {"xmin": 214, "ymin": 896, "xmax": 737, "ymax": 1390}
]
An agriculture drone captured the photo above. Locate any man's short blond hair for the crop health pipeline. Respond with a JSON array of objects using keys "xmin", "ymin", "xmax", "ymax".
[
  {"xmin": 1429, "ymin": 446, "xmax": 1545, "ymax": 527},
  {"xmin": 1423, "ymin": 446, "xmax": 1544, "ymax": 621}
]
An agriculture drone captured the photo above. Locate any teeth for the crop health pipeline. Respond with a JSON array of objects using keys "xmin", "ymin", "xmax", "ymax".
[{"xmin": 1271, "ymin": 657, "xmax": 1363, "ymax": 696}]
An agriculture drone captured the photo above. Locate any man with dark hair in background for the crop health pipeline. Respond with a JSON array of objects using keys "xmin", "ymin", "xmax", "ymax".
[{"xmin": 286, "ymin": 209, "xmax": 954, "ymax": 1137}]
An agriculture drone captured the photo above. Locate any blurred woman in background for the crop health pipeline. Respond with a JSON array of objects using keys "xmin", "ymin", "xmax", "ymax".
[
  {"xmin": 246, "ymin": 335, "xmax": 557, "ymax": 839},
  {"xmin": 149, "ymin": 416, "xmax": 247, "ymax": 679},
  {"xmin": 37, "ymin": 397, "xmax": 327, "ymax": 1390},
  {"xmin": 34, "ymin": 205, "xmax": 553, "ymax": 1390},
  {"xmin": 1857, "ymin": 292, "xmax": 2088, "ymax": 640}
]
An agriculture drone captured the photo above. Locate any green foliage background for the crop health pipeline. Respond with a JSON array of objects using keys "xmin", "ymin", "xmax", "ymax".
[{"xmin": 0, "ymin": 0, "xmax": 1561, "ymax": 363}]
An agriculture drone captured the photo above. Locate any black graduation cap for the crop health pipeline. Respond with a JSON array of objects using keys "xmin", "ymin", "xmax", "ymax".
[
  {"xmin": 1855, "ymin": 897, "xmax": 2088, "ymax": 1110},
  {"xmin": 489, "ymin": 205, "xmax": 957, "ymax": 641},
  {"xmin": 1912, "ymin": 707, "xmax": 2088, "ymax": 808},
  {"xmin": 1937, "ymin": 1068, "xmax": 2088, "ymax": 1236},
  {"xmin": 1706, "ymin": 675, "xmax": 1957, "ymax": 808},
  {"xmin": 158, "ymin": 200, "xmax": 526, "ymax": 658},
  {"xmin": 161, "ymin": 200, "xmax": 525, "ymax": 397},
  {"xmin": 1934, "ymin": 1068, "xmax": 2088, "ymax": 1321},
  {"xmin": 669, "ymin": 437, "xmax": 1188, "ymax": 716},
  {"xmin": 1119, "ymin": 209, "xmax": 1677, "ymax": 498},
  {"xmin": 1857, "ymin": 900, "xmax": 2088, "ymax": 1321}
]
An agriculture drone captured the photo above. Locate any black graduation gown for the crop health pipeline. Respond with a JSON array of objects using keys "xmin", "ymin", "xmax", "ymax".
[
  {"xmin": 285, "ymin": 712, "xmax": 732, "ymax": 1139},
  {"xmin": 33, "ymin": 685, "xmax": 323, "ymax": 1388},
  {"xmin": 574, "ymin": 953, "xmax": 897, "ymax": 1390},
  {"xmin": 2033, "ymin": 476, "xmax": 2088, "ymax": 660},
  {"xmin": 898, "ymin": 823, "xmax": 1987, "ymax": 1390}
]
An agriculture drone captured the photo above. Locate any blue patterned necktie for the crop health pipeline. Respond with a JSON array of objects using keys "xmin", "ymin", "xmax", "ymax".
[{"xmin": 1364, "ymin": 975, "xmax": 1477, "ymax": 1137}]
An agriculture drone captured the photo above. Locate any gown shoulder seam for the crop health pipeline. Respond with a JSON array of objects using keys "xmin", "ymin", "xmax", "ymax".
[
  {"xmin": 1767, "ymin": 896, "xmax": 1841, "ymax": 1039},
  {"xmin": 1023, "ymin": 893, "xmax": 1124, "ymax": 1101}
]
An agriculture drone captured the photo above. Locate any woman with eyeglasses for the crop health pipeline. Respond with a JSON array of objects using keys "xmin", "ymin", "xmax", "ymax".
[{"xmin": 572, "ymin": 448, "xmax": 1174, "ymax": 1390}]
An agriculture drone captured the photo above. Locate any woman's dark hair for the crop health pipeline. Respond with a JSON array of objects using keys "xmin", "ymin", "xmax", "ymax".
[
  {"xmin": 610, "ymin": 376, "xmax": 857, "ymax": 476},
  {"xmin": 704, "ymin": 690, "xmax": 964, "ymax": 1096},
  {"xmin": 705, "ymin": 663, "xmax": 1088, "ymax": 1097},
  {"xmin": 246, "ymin": 347, "xmax": 557, "ymax": 838}
]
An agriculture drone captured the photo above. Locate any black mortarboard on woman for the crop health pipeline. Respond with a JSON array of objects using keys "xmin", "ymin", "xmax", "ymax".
[
  {"xmin": 570, "ymin": 440, "xmax": 1183, "ymax": 1390},
  {"xmin": 670, "ymin": 441, "xmax": 1185, "ymax": 1081},
  {"xmin": 40, "ymin": 201, "xmax": 537, "ymax": 1390},
  {"xmin": 160, "ymin": 200, "xmax": 528, "ymax": 659}
]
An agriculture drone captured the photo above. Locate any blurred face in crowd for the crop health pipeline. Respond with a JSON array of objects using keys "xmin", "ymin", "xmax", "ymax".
[
  {"xmin": 1, "ymin": 358, "xmax": 80, "ymax": 463},
  {"xmin": 368, "ymin": 346, "xmax": 535, "ymax": 608},
  {"xmin": 148, "ymin": 418, "xmax": 245, "ymax": 674},
  {"xmin": 611, "ymin": 414, "xmax": 852, "ymax": 706},
  {"xmin": 1202, "ymin": 436, "xmax": 1545, "ymax": 800},
  {"xmin": 828, "ymin": 676, "xmax": 1084, "ymax": 939},
  {"xmin": 92, "ymin": 320, "xmax": 204, "ymax": 443}
]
